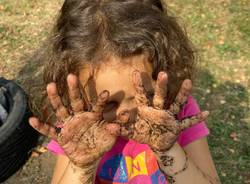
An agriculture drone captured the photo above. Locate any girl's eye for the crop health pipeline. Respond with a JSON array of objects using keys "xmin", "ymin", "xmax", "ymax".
[{"xmin": 104, "ymin": 101, "xmax": 119, "ymax": 112}]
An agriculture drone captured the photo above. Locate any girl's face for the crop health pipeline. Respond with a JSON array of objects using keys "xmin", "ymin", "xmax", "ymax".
[{"xmin": 79, "ymin": 54, "xmax": 155, "ymax": 122}]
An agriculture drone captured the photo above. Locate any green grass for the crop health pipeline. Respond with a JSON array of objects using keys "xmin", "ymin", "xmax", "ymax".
[
  {"xmin": 0, "ymin": 0, "xmax": 250, "ymax": 183},
  {"xmin": 167, "ymin": 0, "xmax": 250, "ymax": 183}
]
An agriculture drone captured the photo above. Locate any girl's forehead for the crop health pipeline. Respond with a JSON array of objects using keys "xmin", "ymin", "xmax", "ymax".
[
  {"xmin": 97, "ymin": 53, "xmax": 152, "ymax": 69},
  {"xmin": 79, "ymin": 54, "xmax": 155, "ymax": 99},
  {"xmin": 79, "ymin": 53, "xmax": 153, "ymax": 82}
]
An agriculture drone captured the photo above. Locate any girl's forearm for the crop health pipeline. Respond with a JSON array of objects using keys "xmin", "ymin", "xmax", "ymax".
[
  {"xmin": 156, "ymin": 143, "xmax": 221, "ymax": 184},
  {"xmin": 57, "ymin": 162, "xmax": 96, "ymax": 184}
]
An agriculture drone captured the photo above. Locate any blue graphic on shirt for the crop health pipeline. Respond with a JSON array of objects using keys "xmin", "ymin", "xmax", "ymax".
[
  {"xmin": 151, "ymin": 170, "xmax": 166, "ymax": 184},
  {"xmin": 99, "ymin": 154, "xmax": 128, "ymax": 182}
]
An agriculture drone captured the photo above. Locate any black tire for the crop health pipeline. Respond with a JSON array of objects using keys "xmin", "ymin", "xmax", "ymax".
[{"xmin": 0, "ymin": 77, "xmax": 39, "ymax": 183}]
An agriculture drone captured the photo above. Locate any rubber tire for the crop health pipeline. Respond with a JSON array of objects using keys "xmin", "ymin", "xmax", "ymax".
[{"xmin": 0, "ymin": 77, "xmax": 39, "ymax": 182}]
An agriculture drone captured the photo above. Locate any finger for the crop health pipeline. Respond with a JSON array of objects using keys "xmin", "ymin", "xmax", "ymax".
[
  {"xmin": 168, "ymin": 79, "xmax": 192, "ymax": 115},
  {"xmin": 153, "ymin": 71, "xmax": 168, "ymax": 109},
  {"xmin": 92, "ymin": 90, "xmax": 109, "ymax": 114},
  {"xmin": 115, "ymin": 115, "xmax": 135, "ymax": 138},
  {"xmin": 120, "ymin": 125, "xmax": 135, "ymax": 138},
  {"xmin": 29, "ymin": 117, "xmax": 57, "ymax": 140},
  {"xmin": 132, "ymin": 70, "xmax": 149, "ymax": 106},
  {"xmin": 67, "ymin": 74, "xmax": 84, "ymax": 113},
  {"xmin": 47, "ymin": 83, "xmax": 70, "ymax": 121},
  {"xmin": 132, "ymin": 120, "xmax": 151, "ymax": 144},
  {"xmin": 116, "ymin": 109, "xmax": 130, "ymax": 124},
  {"xmin": 178, "ymin": 111, "xmax": 209, "ymax": 131}
]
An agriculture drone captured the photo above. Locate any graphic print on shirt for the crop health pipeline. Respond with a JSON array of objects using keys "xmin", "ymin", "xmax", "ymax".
[
  {"xmin": 99, "ymin": 154, "xmax": 128, "ymax": 182},
  {"xmin": 98, "ymin": 150, "xmax": 167, "ymax": 184}
]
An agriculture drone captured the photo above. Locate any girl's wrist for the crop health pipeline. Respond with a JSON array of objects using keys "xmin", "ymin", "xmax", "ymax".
[
  {"xmin": 154, "ymin": 142, "xmax": 188, "ymax": 176},
  {"xmin": 69, "ymin": 162, "xmax": 98, "ymax": 184},
  {"xmin": 57, "ymin": 161, "xmax": 97, "ymax": 184},
  {"xmin": 155, "ymin": 143, "xmax": 221, "ymax": 184}
]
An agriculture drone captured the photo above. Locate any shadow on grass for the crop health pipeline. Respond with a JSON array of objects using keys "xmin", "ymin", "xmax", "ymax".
[{"xmin": 193, "ymin": 69, "xmax": 250, "ymax": 184}]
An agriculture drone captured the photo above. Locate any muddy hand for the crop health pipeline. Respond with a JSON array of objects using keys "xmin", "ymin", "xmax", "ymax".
[
  {"xmin": 29, "ymin": 74, "xmax": 120, "ymax": 168},
  {"xmin": 119, "ymin": 71, "xmax": 209, "ymax": 152}
]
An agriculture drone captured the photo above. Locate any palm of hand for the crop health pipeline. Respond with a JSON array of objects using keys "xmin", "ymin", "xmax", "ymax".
[
  {"xmin": 29, "ymin": 75, "xmax": 120, "ymax": 168},
  {"xmin": 57, "ymin": 110, "xmax": 117, "ymax": 168},
  {"xmin": 120, "ymin": 71, "xmax": 208, "ymax": 152}
]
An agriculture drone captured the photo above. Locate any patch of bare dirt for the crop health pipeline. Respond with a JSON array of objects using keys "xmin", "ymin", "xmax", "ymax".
[{"xmin": 3, "ymin": 150, "xmax": 56, "ymax": 184}]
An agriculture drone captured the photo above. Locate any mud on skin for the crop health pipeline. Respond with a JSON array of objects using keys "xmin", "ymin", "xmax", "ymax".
[
  {"xmin": 29, "ymin": 74, "xmax": 124, "ymax": 183},
  {"xmin": 119, "ymin": 71, "xmax": 209, "ymax": 152}
]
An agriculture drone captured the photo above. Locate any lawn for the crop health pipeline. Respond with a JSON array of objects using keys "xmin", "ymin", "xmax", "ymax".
[{"xmin": 0, "ymin": 0, "xmax": 249, "ymax": 183}]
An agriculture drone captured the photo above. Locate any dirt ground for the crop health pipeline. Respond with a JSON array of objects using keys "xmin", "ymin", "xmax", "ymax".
[{"xmin": 3, "ymin": 150, "xmax": 56, "ymax": 184}]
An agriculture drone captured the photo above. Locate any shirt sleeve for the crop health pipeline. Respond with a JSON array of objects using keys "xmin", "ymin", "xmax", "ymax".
[{"xmin": 176, "ymin": 95, "xmax": 210, "ymax": 147}]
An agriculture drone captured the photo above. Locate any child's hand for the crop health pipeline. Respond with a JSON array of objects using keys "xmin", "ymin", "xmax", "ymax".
[
  {"xmin": 119, "ymin": 71, "xmax": 209, "ymax": 152},
  {"xmin": 29, "ymin": 74, "xmax": 120, "ymax": 169}
]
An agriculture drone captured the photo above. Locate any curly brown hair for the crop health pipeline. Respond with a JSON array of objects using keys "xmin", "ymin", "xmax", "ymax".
[{"xmin": 41, "ymin": 0, "xmax": 197, "ymax": 122}]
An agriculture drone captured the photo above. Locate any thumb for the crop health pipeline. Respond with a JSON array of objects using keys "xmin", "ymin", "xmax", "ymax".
[
  {"xmin": 105, "ymin": 123, "xmax": 121, "ymax": 136},
  {"xmin": 179, "ymin": 111, "xmax": 209, "ymax": 131},
  {"xmin": 29, "ymin": 117, "xmax": 58, "ymax": 140}
]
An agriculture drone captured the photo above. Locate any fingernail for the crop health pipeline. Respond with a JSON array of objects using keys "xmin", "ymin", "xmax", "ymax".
[
  {"xmin": 158, "ymin": 72, "xmax": 167, "ymax": 80},
  {"xmin": 46, "ymin": 83, "xmax": 57, "ymax": 93},
  {"xmin": 29, "ymin": 118, "xmax": 38, "ymax": 127},
  {"xmin": 100, "ymin": 90, "xmax": 109, "ymax": 99}
]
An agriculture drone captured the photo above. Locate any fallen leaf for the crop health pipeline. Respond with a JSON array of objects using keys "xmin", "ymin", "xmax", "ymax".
[
  {"xmin": 219, "ymin": 39, "xmax": 225, "ymax": 45},
  {"xmin": 230, "ymin": 132, "xmax": 237, "ymax": 138},
  {"xmin": 230, "ymin": 132, "xmax": 239, "ymax": 141},
  {"xmin": 221, "ymin": 172, "xmax": 227, "ymax": 177},
  {"xmin": 30, "ymin": 146, "xmax": 48, "ymax": 157},
  {"xmin": 228, "ymin": 148, "xmax": 235, "ymax": 153},
  {"xmin": 220, "ymin": 100, "xmax": 226, "ymax": 104},
  {"xmin": 35, "ymin": 146, "xmax": 47, "ymax": 153}
]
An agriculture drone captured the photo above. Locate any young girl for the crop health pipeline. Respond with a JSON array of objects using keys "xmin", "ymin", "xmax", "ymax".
[{"xmin": 29, "ymin": 0, "xmax": 221, "ymax": 183}]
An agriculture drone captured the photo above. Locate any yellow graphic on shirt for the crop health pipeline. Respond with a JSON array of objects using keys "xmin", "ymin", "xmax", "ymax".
[{"xmin": 125, "ymin": 151, "xmax": 148, "ymax": 179}]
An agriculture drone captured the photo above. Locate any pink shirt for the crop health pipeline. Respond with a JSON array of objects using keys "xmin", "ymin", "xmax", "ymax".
[{"xmin": 47, "ymin": 95, "xmax": 210, "ymax": 183}]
